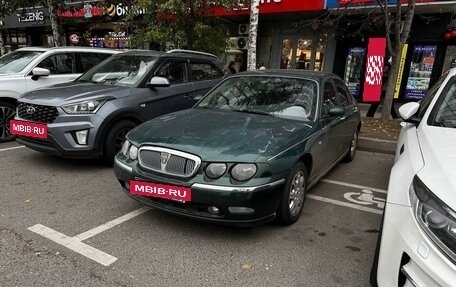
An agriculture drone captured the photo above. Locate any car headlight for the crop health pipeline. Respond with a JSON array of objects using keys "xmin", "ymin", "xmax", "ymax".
[
  {"xmin": 231, "ymin": 163, "xmax": 257, "ymax": 181},
  {"xmin": 62, "ymin": 100, "xmax": 105, "ymax": 114},
  {"xmin": 128, "ymin": 145, "xmax": 138, "ymax": 160},
  {"xmin": 205, "ymin": 163, "xmax": 227, "ymax": 179},
  {"xmin": 121, "ymin": 140, "xmax": 130, "ymax": 156},
  {"xmin": 410, "ymin": 176, "xmax": 456, "ymax": 263}
]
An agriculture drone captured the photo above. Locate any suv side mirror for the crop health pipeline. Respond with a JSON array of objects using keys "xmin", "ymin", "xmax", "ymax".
[
  {"xmin": 328, "ymin": 105, "xmax": 345, "ymax": 117},
  {"xmin": 148, "ymin": 76, "xmax": 170, "ymax": 88},
  {"xmin": 31, "ymin": 67, "xmax": 50, "ymax": 81},
  {"xmin": 399, "ymin": 102, "xmax": 420, "ymax": 124}
]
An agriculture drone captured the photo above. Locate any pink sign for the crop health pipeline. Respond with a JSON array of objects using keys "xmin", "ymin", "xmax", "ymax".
[
  {"xmin": 130, "ymin": 180, "xmax": 192, "ymax": 202},
  {"xmin": 363, "ymin": 38, "xmax": 386, "ymax": 102},
  {"xmin": 10, "ymin": 119, "xmax": 47, "ymax": 139}
]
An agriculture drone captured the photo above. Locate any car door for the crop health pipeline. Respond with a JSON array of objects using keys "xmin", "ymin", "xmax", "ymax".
[
  {"xmin": 333, "ymin": 78, "xmax": 359, "ymax": 151},
  {"xmin": 25, "ymin": 52, "xmax": 79, "ymax": 91},
  {"xmin": 316, "ymin": 79, "xmax": 348, "ymax": 173},
  {"xmin": 189, "ymin": 60, "xmax": 224, "ymax": 102},
  {"xmin": 137, "ymin": 58, "xmax": 195, "ymax": 120}
]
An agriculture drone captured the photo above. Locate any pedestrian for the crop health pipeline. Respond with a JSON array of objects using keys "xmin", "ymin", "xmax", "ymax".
[
  {"xmin": 258, "ymin": 61, "xmax": 266, "ymax": 70},
  {"xmin": 224, "ymin": 61, "xmax": 237, "ymax": 75}
]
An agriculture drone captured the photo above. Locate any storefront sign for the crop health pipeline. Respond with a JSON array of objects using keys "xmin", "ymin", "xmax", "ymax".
[
  {"xmin": 405, "ymin": 45, "xmax": 437, "ymax": 100},
  {"xmin": 214, "ymin": 0, "xmax": 323, "ymax": 16},
  {"xmin": 394, "ymin": 44, "xmax": 408, "ymax": 99},
  {"xmin": 362, "ymin": 38, "xmax": 386, "ymax": 102},
  {"xmin": 344, "ymin": 47, "xmax": 365, "ymax": 98},
  {"xmin": 57, "ymin": 2, "xmax": 145, "ymax": 19},
  {"xmin": 0, "ymin": 8, "xmax": 49, "ymax": 28}
]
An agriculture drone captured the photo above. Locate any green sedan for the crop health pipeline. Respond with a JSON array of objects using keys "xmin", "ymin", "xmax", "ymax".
[{"xmin": 114, "ymin": 70, "xmax": 361, "ymax": 226}]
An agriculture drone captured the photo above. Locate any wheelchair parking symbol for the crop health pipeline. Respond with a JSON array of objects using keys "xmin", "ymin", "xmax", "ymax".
[{"xmin": 344, "ymin": 189, "xmax": 385, "ymax": 209}]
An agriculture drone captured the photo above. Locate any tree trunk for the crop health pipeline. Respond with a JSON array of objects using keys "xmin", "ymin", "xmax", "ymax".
[
  {"xmin": 0, "ymin": 30, "xmax": 5, "ymax": 56},
  {"xmin": 247, "ymin": 0, "xmax": 260, "ymax": 71},
  {"xmin": 48, "ymin": 1, "xmax": 61, "ymax": 47},
  {"xmin": 381, "ymin": 0, "xmax": 415, "ymax": 119}
]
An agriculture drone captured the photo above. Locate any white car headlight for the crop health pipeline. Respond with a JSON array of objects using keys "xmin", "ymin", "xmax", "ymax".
[
  {"xmin": 231, "ymin": 163, "xmax": 257, "ymax": 181},
  {"xmin": 62, "ymin": 100, "xmax": 104, "ymax": 114},
  {"xmin": 205, "ymin": 163, "xmax": 227, "ymax": 179},
  {"xmin": 128, "ymin": 145, "xmax": 138, "ymax": 160},
  {"xmin": 410, "ymin": 176, "xmax": 456, "ymax": 263}
]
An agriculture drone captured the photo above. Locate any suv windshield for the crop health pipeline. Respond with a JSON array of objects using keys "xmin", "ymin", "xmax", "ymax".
[
  {"xmin": 79, "ymin": 54, "xmax": 156, "ymax": 87},
  {"xmin": 0, "ymin": 50, "xmax": 44, "ymax": 74},
  {"xmin": 432, "ymin": 80, "xmax": 456, "ymax": 128},
  {"xmin": 196, "ymin": 76, "xmax": 318, "ymax": 121}
]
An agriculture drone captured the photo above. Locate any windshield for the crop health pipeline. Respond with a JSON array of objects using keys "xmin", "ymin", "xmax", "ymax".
[
  {"xmin": 78, "ymin": 55, "xmax": 157, "ymax": 86},
  {"xmin": 0, "ymin": 50, "xmax": 43, "ymax": 74},
  {"xmin": 432, "ymin": 80, "xmax": 456, "ymax": 128},
  {"xmin": 196, "ymin": 76, "xmax": 318, "ymax": 121}
]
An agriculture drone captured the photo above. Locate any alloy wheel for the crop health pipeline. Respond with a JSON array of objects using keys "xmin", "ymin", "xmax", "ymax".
[
  {"xmin": 288, "ymin": 170, "xmax": 306, "ymax": 216},
  {"xmin": 0, "ymin": 106, "xmax": 16, "ymax": 141}
]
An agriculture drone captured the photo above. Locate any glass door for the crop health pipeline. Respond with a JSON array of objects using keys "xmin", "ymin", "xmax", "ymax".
[{"xmin": 279, "ymin": 34, "xmax": 327, "ymax": 70}]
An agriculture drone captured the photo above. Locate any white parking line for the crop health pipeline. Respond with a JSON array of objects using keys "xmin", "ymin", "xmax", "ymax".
[
  {"xmin": 307, "ymin": 194, "xmax": 383, "ymax": 215},
  {"xmin": 320, "ymin": 178, "xmax": 387, "ymax": 194},
  {"xmin": 28, "ymin": 206, "xmax": 151, "ymax": 266},
  {"xmin": 0, "ymin": 145, "xmax": 25, "ymax": 152}
]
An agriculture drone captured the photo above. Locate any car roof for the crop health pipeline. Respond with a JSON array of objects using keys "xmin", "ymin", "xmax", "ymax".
[
  {"xmin": 119, "ymin": 49, "xmax": 220, "ymax": 61},
  {"xmin": 15, "ymin": 46, "xmax": 120, "ymax": 53},
  {"xmin": 235, "ymin": 69, "xmax": 339, "ymax": 81}
]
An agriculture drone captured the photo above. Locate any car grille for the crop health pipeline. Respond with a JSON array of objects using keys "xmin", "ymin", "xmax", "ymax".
[
  {"xmin": 138, "ymin": 147, "xmax": 201, "ymax": 178},
  {"xmin": 17, "ymin": 102, "xmax": 59, "ymax": 124}
]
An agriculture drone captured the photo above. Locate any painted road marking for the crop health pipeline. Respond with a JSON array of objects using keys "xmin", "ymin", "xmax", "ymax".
[
  {"xmin": 320, "ymin": 178, "xmax": 387, "ymax": 194},
  {"xmin": 28, "ymin": 206, "xmax": 151, "ymax": 266},
  {"xmin": 307, "ymin": 195, "xmax": 383, "ymax": 215},
  {"xmin": 0, "ymin": 145, "xmax": 25, "ymax": 152},
  {"xmin": 344, "ymin": 190, "xmax": 385, "ymax": 209}
]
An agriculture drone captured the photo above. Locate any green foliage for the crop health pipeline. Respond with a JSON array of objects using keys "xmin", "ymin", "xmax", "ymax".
[{"xmin": 126, "ymin": 0, "xmax": 241, "ymax": 56}]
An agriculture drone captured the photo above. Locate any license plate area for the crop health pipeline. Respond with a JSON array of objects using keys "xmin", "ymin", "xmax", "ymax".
[
  {"xmin": 10, "ymin": 119, "xmax": 48, "ymax": 139},
  {"xmin": 129, "ymin": 180, "xmax": 191, "ymax": 202}
]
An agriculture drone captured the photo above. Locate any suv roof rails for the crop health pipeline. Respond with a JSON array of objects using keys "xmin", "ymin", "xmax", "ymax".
[{"xmin": 166, "ymin": 49, "xmax": 218, "ymax": 59}]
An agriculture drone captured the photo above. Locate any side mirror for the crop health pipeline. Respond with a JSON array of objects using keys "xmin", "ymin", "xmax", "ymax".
[
  {"xmin": 328, "ymin": 105, "xmax": 345, "ymax": 117},
  {"xmin": 399, "ymin": 102, "xmax": 420, "ymax": 123},
  {"xmin": 31, "ymin": 67, "xmax": 50, "ymax": 81},
  {"xmin": 148, "ymin": 76, "xmax": 170, "ymax": 88}
]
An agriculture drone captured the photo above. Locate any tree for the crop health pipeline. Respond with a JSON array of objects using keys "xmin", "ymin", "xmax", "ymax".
[
  {"xmin": 247, "ymin": 0, "xmax": 260, "ymax": 71},
  {"xmin": 296, "ymin": 0, "xmax": 416, "ymax": 119},
  {"xmin": 127, "ymin": 0, "xmax": 242, "ymax": 56}
]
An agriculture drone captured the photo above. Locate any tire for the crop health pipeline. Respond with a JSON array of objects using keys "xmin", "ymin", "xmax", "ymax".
[
  {"xmin": 369, "ymin": 213, "xmax": 385, "ymax": 287},
  {"xmin": 102, "ymin": 120, "xmax": 137, "ymax": 164},
  {"xmin": 343, "ymin": 129, "xmax": 358, "ymax": 162},
  {"xmin": 0, "ymin": 102, "xmax": 17, "ymax": 143},
  {"xmin": 277, "ymin": 162, "xmax": 308, "ymax": 225}
]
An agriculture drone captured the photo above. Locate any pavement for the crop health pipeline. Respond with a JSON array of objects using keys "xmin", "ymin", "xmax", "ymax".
[{"xmin": 357, "ymin": 103, "xmax": 400, "ymax": 155}]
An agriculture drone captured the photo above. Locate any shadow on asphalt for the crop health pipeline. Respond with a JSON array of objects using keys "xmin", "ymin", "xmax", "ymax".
[{"xmin": 25, "ymin": 152, "xmax": 112, "ymax": 170}]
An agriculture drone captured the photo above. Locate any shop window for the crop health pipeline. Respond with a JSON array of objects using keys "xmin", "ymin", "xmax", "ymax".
[
  {"xmin": 280, "ymin": 39, "xmax": 293, "ymax": 69},
  {"xmin": 296, "ymin": 39, "xmax": 312, "ymax": 70},
  {"xmin": 189, "ymin": 63, "xmax": 223, "ymax": 81},
  {"xmin": 315, "ymin": 33, "xmax": 327, "ymax": 71},
  {"xmin": 37, "ymin": 53, "xmax": 75, "ymax": 74}
]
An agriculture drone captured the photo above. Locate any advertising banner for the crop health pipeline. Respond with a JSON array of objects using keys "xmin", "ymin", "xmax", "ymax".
[
  {"xmin": 394, "ymin": 44, "xmax": 408, "ymax": 99},
  {"xmin": 404, "ymin": 45, "xmax": 437, "ymax": 100},
  {"xmin": 344, "ymin": 47, "xmax": 365, "ymax": 98},
  {"xmin": 362, "ymin": 38, "xmax": 386, "ymax": 102}
]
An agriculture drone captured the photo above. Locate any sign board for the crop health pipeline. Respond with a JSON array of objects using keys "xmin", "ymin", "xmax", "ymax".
[
  {"xmin": 362, "ymin": 38, "xmax": 386, "ymax": 102},
  {"xmin": 404, "ymin": 45, "xmax": 437, "ymax": 100},
  {"xmin": 0, "ymin": 8, "xmax": 49, "ymax": 28}
]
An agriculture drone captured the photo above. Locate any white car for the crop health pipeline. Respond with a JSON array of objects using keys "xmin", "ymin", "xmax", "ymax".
[
  {"xmin": 371, "ymin": 68, "xmax": 456, "ymax": 286},
  {"xmin": 0, "ymin": 47, "xmax": 120, "ymax": 142}
]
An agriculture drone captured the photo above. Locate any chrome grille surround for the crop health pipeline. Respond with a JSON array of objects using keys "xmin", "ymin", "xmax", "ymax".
[{"xmin": 138, "ymin": 146, "xmax": 201, "ymax": 178}]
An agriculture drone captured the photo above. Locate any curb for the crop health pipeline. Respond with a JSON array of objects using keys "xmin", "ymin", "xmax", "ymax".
[{"xmin": 357, "ymin": 137, "xmax": 397, "ymax": 155}]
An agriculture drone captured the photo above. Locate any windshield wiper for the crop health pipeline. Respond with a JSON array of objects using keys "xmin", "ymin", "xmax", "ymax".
[{"xmin": 230, "ymin": 108, "xmax": 275, "ymax": 117}]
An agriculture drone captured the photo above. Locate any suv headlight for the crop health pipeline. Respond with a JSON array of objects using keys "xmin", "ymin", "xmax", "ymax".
[
  {"xmin": 62, "ymin": 100, "xmax": 105, "ymax": 114},
  {"xmin": 410, "ymin": 176, "xmax": 456, "ymax": 263}
]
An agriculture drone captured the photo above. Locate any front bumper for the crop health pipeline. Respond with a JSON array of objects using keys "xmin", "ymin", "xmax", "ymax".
[
  {"xmin": 114, "ymin": 157, "xmax": 285, "ymax": 226},
  {"xmin": 377, "ymin": 203, "xmax": 456, "ymax": 287},
  {"xmin": 15, "ymin": 113, "xmax": 104, "ymax": 158}
]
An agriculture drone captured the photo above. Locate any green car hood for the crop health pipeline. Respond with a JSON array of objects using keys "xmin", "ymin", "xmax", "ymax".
[{"xmin": 128, "ymin": 108, "xmax": 316, "ymax": 162}]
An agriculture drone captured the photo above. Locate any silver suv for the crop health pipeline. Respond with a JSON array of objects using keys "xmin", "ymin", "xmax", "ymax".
[
  {"xmin": 0, "ymin": 46, "xmax": 119, "ymax": 142},
  {"xmin": 13, "ymin": 49, "xmax": 224, "ymax": 162}
]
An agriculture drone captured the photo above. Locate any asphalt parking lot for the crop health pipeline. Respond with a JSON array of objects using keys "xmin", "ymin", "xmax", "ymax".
[{"xmin": 1, "ymin": 142, "xmax": 394, "ymax": 287}]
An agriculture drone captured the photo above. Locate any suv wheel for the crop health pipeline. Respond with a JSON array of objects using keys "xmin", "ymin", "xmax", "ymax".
[
  {"xmin": 0, "ymin": 102, "xmax": 16, "ymax": 142},
  {"xmin": 102, "ymin": 120, "xmax": 137, "ymax": 164}
]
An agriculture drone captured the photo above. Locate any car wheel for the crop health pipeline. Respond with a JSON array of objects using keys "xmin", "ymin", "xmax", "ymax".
[
  {"xmin": 343, "ymin": 129, "xmax": 358, "ymax": 162},
  {"xmin": 0, "ymin": 102, "xmax": 16, "ymax": 143},
  {"xmin": 102, "ymin": 120, "xmax": 136, "ymax": 164},
  {"xmin": 278, "ymin": 162, "xmax": 307, "ymax": 225},
  {"xmin": 369, "ymin": 213, "xmax": 385, "ymax": 287}
]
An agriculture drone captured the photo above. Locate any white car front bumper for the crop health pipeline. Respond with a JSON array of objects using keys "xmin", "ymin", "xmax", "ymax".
[{"xmin": 377, "ymin": 202, "xmax": 456, "ymax": 287}]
